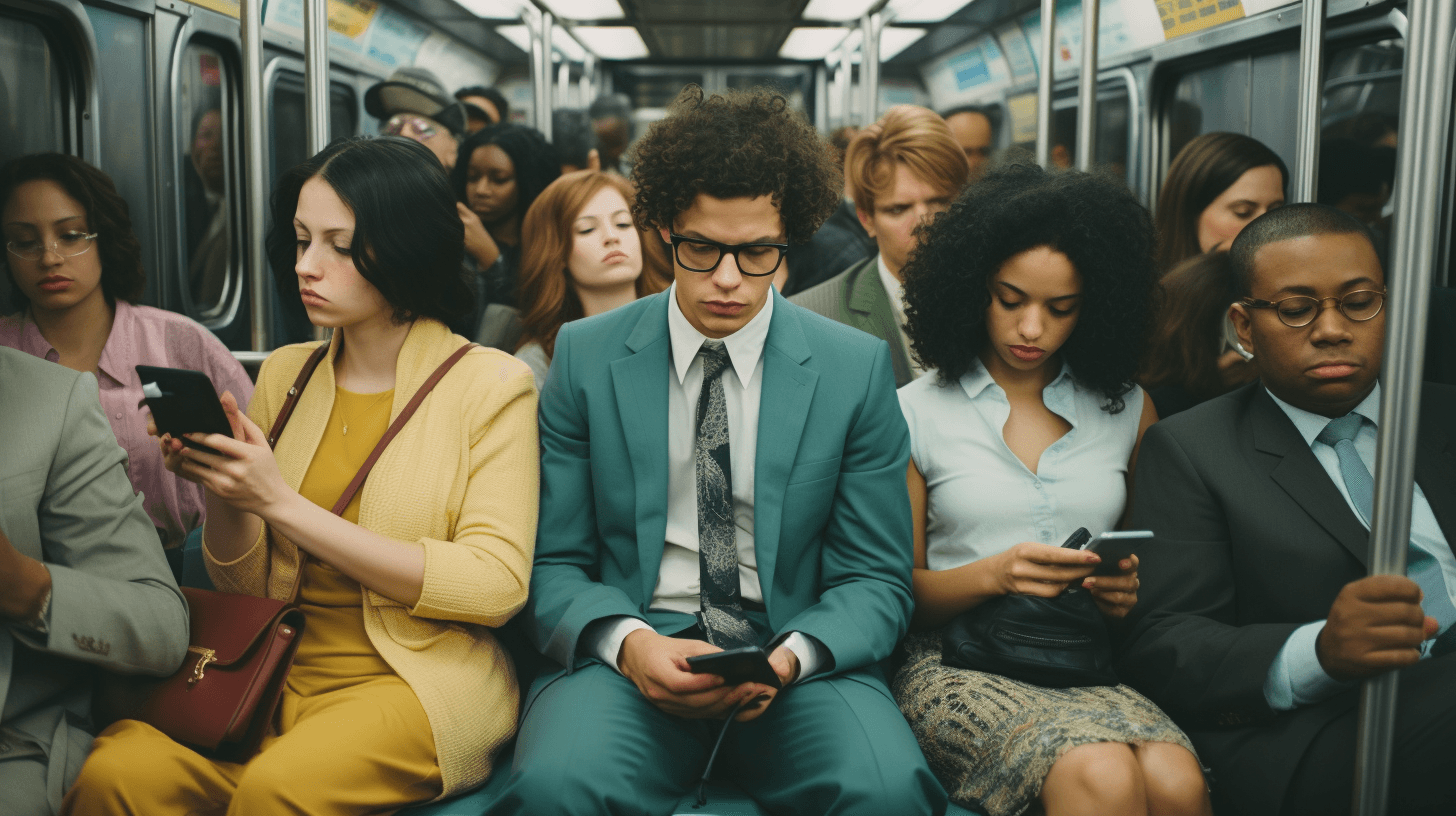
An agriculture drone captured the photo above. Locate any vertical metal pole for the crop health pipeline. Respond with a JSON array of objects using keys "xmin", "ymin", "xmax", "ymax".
[
  {"xmin": 1292, "ymin": 0, "xmax": 1327, "ymax": 202},
  {"xmin": 1353, "ymin": 0, "xmax": 1453, "ymax": 808},
  {"xmin": 860, "ymin": 14, "xmax": 881, "ymax": 126},
  {"xmin": 557, "ymin": 60, "xmax": 571, "ymax": 109},
  {"xmin": 1036, "ymin": 0, "xmax": 1056, "ymax": 168},
  {"xmin": 1075, "ymin": 0, "xmax": 1099, "ymax": 171},
  {"xmin": 240, "ymin": 0, "xmax": 268, "ymax": 351},
  {"xmin": 839, "ymin": 38, "xmax": 855, "ymax": 130},
  {"xmin": 531, "ymin": 10, "xmax": 554, "ymax": 139},
  {"xmin": 580, "ymin": 53, "xmax": 596, "ymax": 109},
  {"xmin": 302, "ymin": 0, "xmax": 330, "ymax": 155}
]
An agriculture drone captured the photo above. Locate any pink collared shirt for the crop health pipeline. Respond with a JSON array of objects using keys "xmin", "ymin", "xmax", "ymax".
[{"xmin": 0, "ymin": 301, "xmax": 253, "ymax": 546}]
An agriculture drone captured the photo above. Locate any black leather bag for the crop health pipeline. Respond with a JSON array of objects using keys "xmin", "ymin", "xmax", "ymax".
[{"xmin": 941, "ymin": 588, "xmax": 1118, "ymax": 688}]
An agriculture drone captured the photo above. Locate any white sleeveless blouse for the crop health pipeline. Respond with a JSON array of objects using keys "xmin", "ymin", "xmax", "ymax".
[{"xmin": 898, "ymin": 362, "xmax": 1145, "ymax": 572}]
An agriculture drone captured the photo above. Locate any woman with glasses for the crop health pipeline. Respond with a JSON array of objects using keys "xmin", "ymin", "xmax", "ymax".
[
  {"xmin": 513, "ymin": 170, "xmax": 668, "ymax": 388},
  {"xmin": 0, "ymin": 153, "xmax": 252, "ymax": 564},
  {"xmin": 894, "ymin": 165, "xmax": 1211, "ymax": 816},
  {"xmin": 452, "ymin": 123, "xmax": 560, "ymax": 313}
]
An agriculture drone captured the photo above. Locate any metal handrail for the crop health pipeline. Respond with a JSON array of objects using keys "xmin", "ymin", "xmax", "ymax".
[
  {"xmin": 1075, "ymin": 0, "xmax": 1099, "ymax": 171},
  {"xmin": 1036, "ymin": 0, "xmax": 1056, "ymax": 168},
  {"xmin": 1292, "ymin": 0, "xmax": 1327, "ymax": 202},
  {"xmin": 531, "ymin": 8, "xmax": 554, "ymax": 139},
  {"xmin": 240, "ymin": 0, "xmax": 269, "ymax": 352},
  {"xmin": 861, "ymin": 13, "xmax": 883, "ymax": 126},
  {"xmin": 1353, "ymin": 0, "xmax": 1454, "ymax": 809},
  {"xmin": 302, "ymin": 0, "xmax": 330, "ymax": 155}
]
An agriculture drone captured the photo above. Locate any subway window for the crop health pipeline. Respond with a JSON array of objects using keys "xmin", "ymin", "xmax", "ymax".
[
  {"xmin": 175, "ymin": 41, "xmax": 238, "ymax": 323},
  {"xmin": 0, "ymin": 15, "xmax": 68, "ymax": 167},
  {"xmin": 269, "ymin": 72, "xmax": 357, "ymax": 186}
]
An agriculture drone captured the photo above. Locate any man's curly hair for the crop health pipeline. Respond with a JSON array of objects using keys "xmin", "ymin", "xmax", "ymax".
[
  {"xmin": 629, "ymin": 85, "xmax": 840, "ymax": 244},
  {"xmin": 903, "ymin": 164, "xmax": 1157, "ymax": 413}
]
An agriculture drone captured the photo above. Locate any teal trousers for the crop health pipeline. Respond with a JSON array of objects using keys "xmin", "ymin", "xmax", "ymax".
[{"xmin": 485, "ymin": 662, "xmax": 947, "ymax": 816}]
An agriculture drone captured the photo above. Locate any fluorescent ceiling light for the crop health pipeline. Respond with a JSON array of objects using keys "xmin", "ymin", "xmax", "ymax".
[
  {"xmin": 887, "ymin": 0, "xmax": 970, "ymax": 23},
  {"xmin": 496, "ymin": 24, "xmax": 533, "ymax": 52},
  {"xmin": 879, "ymin": 27, "xmax": 926, "ymax": 60},
  {"xmin": 539, "ymin": 0, "xmax": 624, "ymax": 20},
  {"xmin": 779, "ymin": 27, "xmax": 851, "ymax": 60},
  {"xmin": 552, "ymin": 24, "xmax": 588, "ymax": 61},
  {"xmin": 802, "ymin": 0, "xmax": 878, "ymax": 22},
  {"xmin": 455, "ymin": 0, "xmax": 529, "ymax": 19},
  {"xmin": 572, "ymin": 26, "xmax": 649, "ymax": 59}
]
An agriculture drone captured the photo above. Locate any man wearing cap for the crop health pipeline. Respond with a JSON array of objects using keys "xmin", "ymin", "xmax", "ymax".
[{"xmin": 364, "ymin": 66, "xmax": 468, "ymax": 171}]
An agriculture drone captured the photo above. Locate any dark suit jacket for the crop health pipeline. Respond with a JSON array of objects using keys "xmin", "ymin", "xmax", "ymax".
[
  {"xmin": 789, "ymin": 256, "xmax": 916, "ymax": 387},
  {"xmin": 525, "ymin": 289, "xmax": 915, "ymax": 687},
  {"xmin": 1117, "ymin": 381, "xmax": 1456, "ymax": 815},
  {"xmin": 786, "ymin": 199, "xmax": 876, "ymax": 296}
]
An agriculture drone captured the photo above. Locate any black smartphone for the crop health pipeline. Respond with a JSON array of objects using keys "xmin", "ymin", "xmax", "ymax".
[
  {"xmin": 1086, "ymin": 530, "xmax": 1153, "ymax": 575},
  {"xmin": 685, "ymin": 646, "xmax": 782, "ymax": 689},
  {"xmin": 1059, "ymin": 527, "xmax": 1091, "ymax": 549},
  {"xmin": 135, "ymin": 365, "xmax": 233, "ymax": 454}
]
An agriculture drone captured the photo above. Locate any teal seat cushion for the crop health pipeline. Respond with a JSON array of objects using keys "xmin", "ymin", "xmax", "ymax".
[{"xmin": 179, "ymin": 527, "xmax": 214, "ymax": 590}]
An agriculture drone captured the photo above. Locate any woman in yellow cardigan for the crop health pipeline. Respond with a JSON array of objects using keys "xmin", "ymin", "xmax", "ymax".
[{"xmin": 64, "ymin": 136, "xmax": 538, "ymax": 815}]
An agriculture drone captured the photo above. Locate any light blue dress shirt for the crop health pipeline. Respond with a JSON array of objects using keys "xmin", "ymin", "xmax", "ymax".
[
  {"xmin": 899, "ymin": 361, "xmax": 1144, "ymax": 571},
  {"xmin": 1262, "ymin": 383, "xmax": 1455, "ymax": 711}
]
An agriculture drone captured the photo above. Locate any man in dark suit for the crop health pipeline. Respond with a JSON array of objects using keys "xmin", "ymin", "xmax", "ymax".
[
  {"xmin": 487, "ymin": 86, "xmax": 946, "ymax": 816},
  {"xmin": 791, "ymin": 105, "xmax": 970, "ymax": 387},
  {"xmin": 1118, "ymin": 203, "xmax": 1456, "ymax": 816}
]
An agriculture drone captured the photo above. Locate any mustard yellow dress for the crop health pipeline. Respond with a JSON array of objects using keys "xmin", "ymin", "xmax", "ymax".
[{"xmin": 69, "ymin": 387, "xmax": 442, "ymax": 816}]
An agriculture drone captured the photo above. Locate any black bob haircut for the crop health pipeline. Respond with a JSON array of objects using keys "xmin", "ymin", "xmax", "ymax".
[
  {"xmin": 0, "ymin": 153, "xmax": 146, "ymax": 309},
  {"xmin": 1228, "ymin": 202, "xmax": 1378, "ymax": 297},
  {"xmin": 451, "ymin": 124, "xmax": 561, "ymax": 222},
  {"xmin": 630, "ymin": 85, "xmax": 841, "ymax": 245},
  {"xmin": 903, "ymin": 164, "xmax": 1157, "ymax": 413},
  {"xmin": 267, "ymin": 135, "xmax": 470, "ymax": 325}
]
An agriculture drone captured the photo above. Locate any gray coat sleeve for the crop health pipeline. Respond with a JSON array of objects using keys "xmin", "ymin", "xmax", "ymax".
[{"xmin": 23, "ymin": 372, "xmax": 189, "ymax": 676}]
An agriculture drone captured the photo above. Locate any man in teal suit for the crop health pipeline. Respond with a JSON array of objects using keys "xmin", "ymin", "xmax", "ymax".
[{"xmin": 489, "ymin": 86, "xmax": 946, "ymax": 816}]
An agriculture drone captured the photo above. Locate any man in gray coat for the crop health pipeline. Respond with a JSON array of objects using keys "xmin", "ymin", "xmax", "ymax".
[
  {"xmin": 790, "ymin": 105, "xmax": 969, "ymax": 387},
  {"xmin": 0, "ymin": 347, "xmax": 189, "ymax": 815}
]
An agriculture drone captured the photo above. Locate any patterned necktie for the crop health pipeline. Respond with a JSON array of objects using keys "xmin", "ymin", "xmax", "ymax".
[
  {"xmin": 1316, "ymin": 413, "xmax": 1456, "ymax": 656},
  {"xmin": 694, "ymin": 340, "xmax": 756, "ymax": 649}
]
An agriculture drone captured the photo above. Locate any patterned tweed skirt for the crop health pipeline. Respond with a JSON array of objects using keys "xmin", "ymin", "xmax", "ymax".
[{"xmin": 892, "ymin": 630, "xmax": 1197, "ymax": 816}]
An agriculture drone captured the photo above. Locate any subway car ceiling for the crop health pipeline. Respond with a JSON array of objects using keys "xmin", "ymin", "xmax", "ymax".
[{"xmin": 0, "ymin": 0, "xmax": 1443, "ymax": 351}]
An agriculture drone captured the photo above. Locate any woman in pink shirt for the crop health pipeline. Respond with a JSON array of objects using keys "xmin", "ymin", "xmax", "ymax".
[{"xmin": 0, "ymin": 153, "xmax": 252, "ymax": 561}]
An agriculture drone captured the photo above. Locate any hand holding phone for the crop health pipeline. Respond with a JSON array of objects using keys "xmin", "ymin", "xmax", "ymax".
[
  {"xmin": 136, "ymin": 365, "xmax": 234, "ymax": 454},
  {"xmin": 685, "ymin": 645, "xmax": 782, "ymax": 689},
  {"xmin": 1085, "ymin": 530, "xmax": 1152, "ymax": 575}
]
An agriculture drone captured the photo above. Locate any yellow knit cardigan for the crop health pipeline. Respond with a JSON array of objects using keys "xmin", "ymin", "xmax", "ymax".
[{"xmin": 203, "ymin": 318, "xmax": 539, "ymax": 798}]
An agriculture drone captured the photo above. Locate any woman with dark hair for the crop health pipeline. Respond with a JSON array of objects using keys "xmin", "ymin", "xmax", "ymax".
[
  {"xmin": 1140, "ymin": 251, "xmax": 1256, "ymax": 417},
  {"xmin": 513, "ymin": 169, "xmax": 666, "ymax": 387},
  {"xmin": 452, "ymin": 123, "xmax": 560, "ymax": 310},
  {"xmin": 1154, "ymin": 132, "xmax": 1287, "ymax": 272},
  {"xmin": 894, "ymin": 165, "xmax": 1211, "ymax": 816},
  {"xmin": 0, "ymin": 153, "xmax": 252, "ymax": 558},
  {"xmin": 65, "ymin": 136, "xmax": 539, "ymax": 815}
]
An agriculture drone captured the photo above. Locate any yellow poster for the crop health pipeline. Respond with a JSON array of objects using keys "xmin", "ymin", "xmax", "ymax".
[
  {"xmin": 327, "ymin": 0, "xmax": 379, "ymax": 41},
  {"xmin": 1008, "ymin": 92, "xmax": 1039, "ymax": 145},
  {"xmin": 182, "ymin": 0, "xmax": 240, "ymax": 19},
  {"xmin": 1157, "ymin": 0, "xmax": 1245, "ymax": 39}
]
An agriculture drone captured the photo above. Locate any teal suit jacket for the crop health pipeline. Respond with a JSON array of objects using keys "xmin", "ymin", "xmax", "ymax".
[{"xmin": 526, "ymin": 289, "xmax": 914, "ymax": 679}]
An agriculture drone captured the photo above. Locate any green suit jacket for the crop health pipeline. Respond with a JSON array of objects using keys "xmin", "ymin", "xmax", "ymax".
[
  {"xmin": 525, "ymin": 289, "xmax": 914, "ymax": 682},
  {"xmin": 0, "ymin": 348, "xmax": 188, "ymax": 812},
  {"xmin": 789, "ymin": 255, "xmax": 916, "ymax": 387}
]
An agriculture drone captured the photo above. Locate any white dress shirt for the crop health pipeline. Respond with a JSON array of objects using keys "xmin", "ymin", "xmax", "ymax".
[
  {"xmin": 875, "ymin": 255, "xmax": 925, "ymax": 379},
  {"xmin": 586, "ymin": 286, "xmax": 826, "ymax": 680},
  {"xmin": 1262, "ymin": 383, "xmax": 1455, "ymax": 710}
]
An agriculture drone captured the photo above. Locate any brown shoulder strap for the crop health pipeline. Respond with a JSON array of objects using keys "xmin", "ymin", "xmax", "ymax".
[
  {"xmin": 328, "ymin": 342, "xmax": 478, "ymax": 516},
  {"xmin": 268, "ymin": 342, "xmax": 330, "ymax": 449}
]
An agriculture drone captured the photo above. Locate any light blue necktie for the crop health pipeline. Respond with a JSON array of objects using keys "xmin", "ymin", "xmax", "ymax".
[{"xmin": 1317, "ymin": 413, "xmax": 1456, "ymax": 656}]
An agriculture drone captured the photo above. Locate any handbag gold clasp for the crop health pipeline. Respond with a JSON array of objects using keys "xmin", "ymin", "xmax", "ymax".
[{"xmin": 187, "ymin": 646, "xmax": 217, "ymax": 686}]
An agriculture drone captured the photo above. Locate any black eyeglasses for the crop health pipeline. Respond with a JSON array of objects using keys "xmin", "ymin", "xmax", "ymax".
[
  {"xmin": 1240, "ymin": 289, "xmax": 1386, "ymax": 328},
  {"xmin": 668, "ymin": 233, "xmax": 788, "ymax": 277}
]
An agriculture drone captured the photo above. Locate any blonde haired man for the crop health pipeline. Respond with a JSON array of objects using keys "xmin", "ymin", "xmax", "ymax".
[{"xmin": 791, "ymin": 105, "xmax": 970, "ymax": 386}]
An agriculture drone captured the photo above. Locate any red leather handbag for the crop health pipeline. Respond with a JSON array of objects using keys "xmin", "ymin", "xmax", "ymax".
[{"xmin": 101, "ymin": 341, "xmax": 476, "ymax": 760}]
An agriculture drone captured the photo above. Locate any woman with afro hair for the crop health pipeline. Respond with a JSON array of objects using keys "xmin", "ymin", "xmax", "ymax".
[{"xmin": 892, "ymin": 165, "xmax": 1212, "ymax": 816}]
